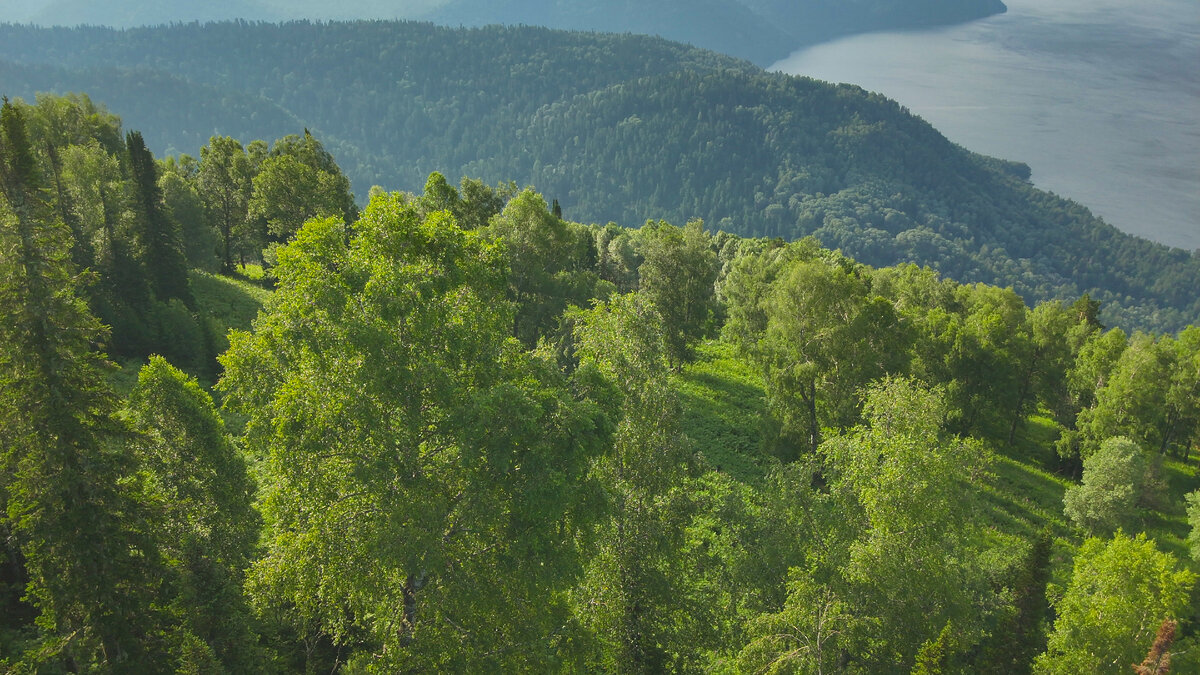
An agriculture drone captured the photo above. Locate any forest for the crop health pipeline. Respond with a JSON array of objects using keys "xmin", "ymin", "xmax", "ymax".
[
  {"xmin": 1, "ymin": 20, "xmax": 1198, "ymax": 333},
  {"xmin": 4, "ymin": 0, "xmax": 1006, "ymax": 67},
  {"xmin": 1, "ymin": 92, "xmax": 1198, "ymax": 674}
]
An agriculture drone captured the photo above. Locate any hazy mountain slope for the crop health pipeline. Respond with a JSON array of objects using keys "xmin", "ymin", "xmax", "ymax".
[
  {"xmin": 0, "ymin": 20, "xmax": 1195, "ymax": 331},
  {"xmin": 3, "ymin": 0, "xmax": 1006, "ymax": 65},
  {"xmin": 426, "ymin": 0, "xmax": 797, "ymax": 66},
  {"xmin": 0, "ymin": 58, "xmax": 312, "ymax": 155},
  {"xmin": 28, "ymin": 0, "xmax": 283, "ymax": 26}
]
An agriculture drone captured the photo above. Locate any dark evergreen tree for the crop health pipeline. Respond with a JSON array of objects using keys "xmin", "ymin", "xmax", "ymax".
[
  {"xmin": 127, "ymin": 129, "xmax": 193, "ymax": 307},
  {"xmin": 0, "ymin": 98, "xmax": 168, "ymax": 671}
]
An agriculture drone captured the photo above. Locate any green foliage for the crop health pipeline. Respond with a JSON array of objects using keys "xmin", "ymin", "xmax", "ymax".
[
  {"xmin": 485, "ymin": 188, "xmax": 598, "ymax": 348},
  {"xmin": 3, "ymin": 22, "xmax": 1198, "ymax": 332},
  {"xmin": 159, "ymin": 168, "xmax": 220, "ymax": 272},
  {"xmin": 737, "ymin": 247, "xmax": 905, "ymax": 456},
  {"xmin": 1186, "ymin": 490, "xmax": 1200, "ymax": 562},
  {"xmin": 220, "ymin": 193, "xmax": 608, "ymax": 671},
  {"xmin": 1034, "ymin": 532, "xmax": 1196, "ymax": 675},
  {"xmin": 1073, "ymin": 332, "xmax": 1200, "ymax": 460},
  {"xmin": 4, "ymin": 84, "xmax": 1200, "ymax": 674},
  {"xmin": 127, "ymin": 129, "xmax": 194, "ymax": 307},
  {"xmin": 126, "ymin": 356, "xmax": 262, "ymax": 671},
  {"xmin": 1063, "ymin": 437, "xmax": 1150, "ymax": 535},
  {"xmin": 822, "ymin": 378, "xmax": 994, "ymax": 670},
  {"xmin": 636, "ymin": 219, "xmax": 718, "ymax": 367},
  {"xmin": 248, "ymin": 131, "xmax": 356, "ymax": 246},
  {"xmin": 974, "ymin": 530, "xmax": 1054, "ymax": 674},
  {"xmin": 0, "ymin": 96, "xmax": 167, "ymax": 671},
  {"xmin": 571, "ymin": 292, "xmax": 701, "ymax": 671},
  {"xmin": 737, "ymin": 567, "xmax": 861, "ymax": 674},
  {"xmin": 198, "ymin": 135, "xmax": 253, "ymax": 272}
]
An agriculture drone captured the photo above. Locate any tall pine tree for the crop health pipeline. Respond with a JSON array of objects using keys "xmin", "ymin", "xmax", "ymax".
[
  {"xmin": 0, "ymin": 98, "xmax": 166, "ymax": 670},
  {"xmin": 126, "ymin": 130, "xmax": 192, "ymax": 307}
]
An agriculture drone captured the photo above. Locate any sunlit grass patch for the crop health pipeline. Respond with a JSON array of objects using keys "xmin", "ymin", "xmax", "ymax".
[{"xmin": 675, "ymin": 340, "xmax": 771, "ymax": 484}]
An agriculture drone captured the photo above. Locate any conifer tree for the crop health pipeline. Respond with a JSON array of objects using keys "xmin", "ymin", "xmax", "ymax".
[
  {"xmin": 126, "ymin": 129, "xmax": 192, "ymax": 307},
  {"xmin": 0, "ymin": 98, "xmax": 165, "ymax": 670}
]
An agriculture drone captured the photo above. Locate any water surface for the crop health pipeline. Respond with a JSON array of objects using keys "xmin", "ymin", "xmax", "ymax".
[{"xmin": 773, "ymin": 0, "xmax": 1200, "ymax": 250}]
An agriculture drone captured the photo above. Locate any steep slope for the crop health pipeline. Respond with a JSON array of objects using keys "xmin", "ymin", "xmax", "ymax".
[{"xmin": 0, "ymin": 20, "xmax": 1195, "ymax": 331}]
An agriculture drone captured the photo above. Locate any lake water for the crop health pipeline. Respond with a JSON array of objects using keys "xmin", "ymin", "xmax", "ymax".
[{"xmin": 772, "ymin": 0, "xmax": 1200, "ymax": 251}]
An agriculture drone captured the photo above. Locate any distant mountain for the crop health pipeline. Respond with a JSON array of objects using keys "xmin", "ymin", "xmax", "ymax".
[
  {"xmin": 0, "ymin": 20, "xmax": 1195, "ymax": 332},
  {"xmin": 2, "ymin": 0, "xmax": 1006, "ymax": 66},
  {"xmin": 425, "ymin": 0, "xmax": 797, "ymax": 66},
  {"xmin": 26, "ymin": 0, "xmax": 284, "ymax": 26}
]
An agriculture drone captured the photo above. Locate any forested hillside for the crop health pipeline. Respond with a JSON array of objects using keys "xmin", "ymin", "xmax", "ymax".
[
  {"xmin": 1, "ymin": 20, "xmax": 1195, "ymax": 332},
  {"xmin": 3, "ymin": 0, "xmax": 1004, "ymax": 66},
  {"xmin": 2, "ymin": 94, "xmax": 1199, "ymax": 673}
]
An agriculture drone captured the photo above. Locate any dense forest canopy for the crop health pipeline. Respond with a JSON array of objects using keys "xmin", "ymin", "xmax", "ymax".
[
  {"xmin": 1, "ymin": 0, "xmax": 1005, "ymax": 66},
  {"xmin": 0, "ymin": 20, "xmax": 1196, "ymax": 332},
  {"xmin": 1, "ymin": 93, "xmax": 1199, "ymax": 673}
]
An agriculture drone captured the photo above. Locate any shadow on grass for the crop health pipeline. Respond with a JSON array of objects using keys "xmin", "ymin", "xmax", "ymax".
[{"xmin": 981, "ymin": 454, "xmax": 1072, "ymax": 540}]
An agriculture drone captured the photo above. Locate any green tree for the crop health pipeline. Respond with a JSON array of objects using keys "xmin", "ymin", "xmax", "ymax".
[
  {"xmin": 1057, "ymin": 327, "xmax": 1128, "ymax": 468},
  {"xmin": 1062, "ymin": 436, "xmax": 1149, "ymax": 535},
  {"xmin": 197, "ymin": 135, "xmax": 252, "ymax": 272},
  {"xmin": 1161, "ymin": 326, "xmax": 1200, "ymax": 459},
  {"xmin": 0, "ymin": 97, "xmax": 166, "ymax": 671},
  {"xmin": 58, "ymin": 139, "xmax": 151, "ymax": 319},
  {"xmin": 738, "ymin": 567, "xmax": 859, "ymax": 675},
  {"xmin": 1034, "ymin": 533, "xmax": 1196, "ymax": 674},
  {"xmin": 417, "ymin": 170, "xmax": 459, "ymax": 215},
  {"xmin": 945, "ymin": 283, "xmax": 1032, "ymax": 437},
  {"xmin": 571, "ymin": 292, "xmax": 696, "ymax": 672},
  {"xmin": 485, "ymin": 188, "xmax": 596, "ymax": 347},
  {"xmin": 1186, "ymin": 490, "xmax": 1200, "ymax": 562},
  {"xmin": 219, "ymin": 193, "xmax": 607, "ymax": 671},
  {"xmin": 159, "ymin": 167, "xmax": 220, "ymax": 271},
  {"xmin": 127, "ymin": 130, "xmax": 193, "ymax": 307},
  {"xmin": 821, "ymin": 377, "xmax": 992, "ymax": 671},
  {"xmin": 455, "ymin": 175, "xmax": 514, "ymax": 230},
  {"xmin": 973, "ymin": 529, "xmax": 1053, "ymax": 674},
  {"xmin": 1005, "ymin": 301, "xmax": 1076, "ymax": 445},
  {"xmin": 756, "ymin": 256, "xmax": 904, "ymax": 456},
  {"xmin": 248, "ymin": 153, "xmax": 354, "ymax": 244},
  {"xmin": 636, "ymin": 219, "xmax": 718, "ymax": 367},
  {"xmin": 1075, "ymin": 334, "xmax": 1174, "ymax": 458},
  {"xmin": 126, "ymin": 356, "xmax": 261, "ymax": 671}
]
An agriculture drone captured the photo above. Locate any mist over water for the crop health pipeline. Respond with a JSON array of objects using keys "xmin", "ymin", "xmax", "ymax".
[{"xmin": 772, "ymin": 0, "xmax": 1200, "ymax": 250}]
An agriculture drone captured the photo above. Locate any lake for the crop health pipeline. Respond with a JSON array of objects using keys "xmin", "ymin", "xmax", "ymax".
[{"xmin": 772, "ymin": 0, "xmax": 1200, "ymax": 251}]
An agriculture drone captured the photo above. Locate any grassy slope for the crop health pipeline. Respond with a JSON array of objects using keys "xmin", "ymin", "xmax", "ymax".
[
  {"xmin": 106, "ymin": 268, "xmax": 271, "ymax": 394},
  {"xmin": 190, "ymin": 266, "xmax": 272, "ymax": 355},
  {"xmin": 675, "ymin": 340, "xmax": 772, "ymax": 485},
  {"xmin": 675, "ymin": 339, "xmax": 1199, "ymax": 578}
]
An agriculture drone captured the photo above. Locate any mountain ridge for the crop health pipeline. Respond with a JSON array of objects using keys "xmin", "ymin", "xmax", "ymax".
[
  {"xmin": 3, "ymin": 0, "xmax": 1006, "ymax": 66},
  {"xmin": 0, "ymin": 18, "xmax": 1194, "ymax": 332}
]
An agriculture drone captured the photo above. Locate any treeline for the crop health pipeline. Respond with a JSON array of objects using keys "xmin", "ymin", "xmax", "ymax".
[
  {"xmin": 2, "ymin": 95, "xmax": 1200, "ymax": 673},
  {"xmin": 0, "ymin": 94, "xmax": 357, "ymax": 378},
  {"xmin": 1, "ymin": 22, "xmax": 1198, "ymax": 331}
]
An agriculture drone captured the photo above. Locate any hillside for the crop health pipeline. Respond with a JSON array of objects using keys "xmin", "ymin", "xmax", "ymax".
[
  {"xmin": 2, "ymin": 92, "xmax": 1199, "ymax": 672},
  {"xmin": 0, "ymin": 20, "xmax": 1197, "ymax": 331},
  {"xmin": 2, "ymin": 0, "xmax": 1004, "ymax": 66}
]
